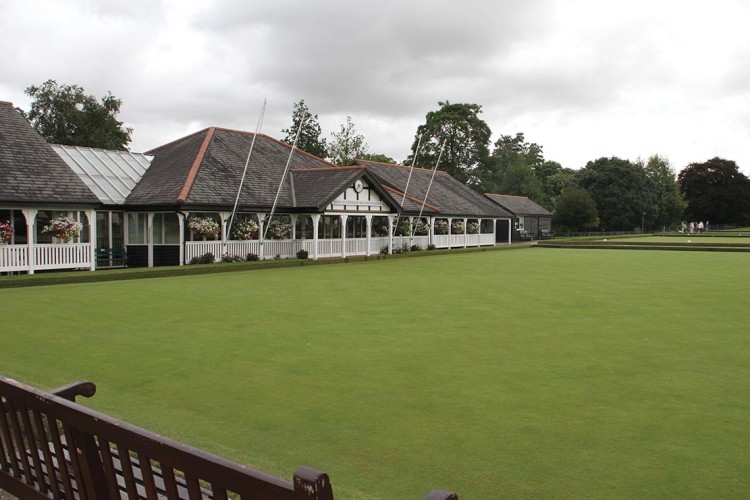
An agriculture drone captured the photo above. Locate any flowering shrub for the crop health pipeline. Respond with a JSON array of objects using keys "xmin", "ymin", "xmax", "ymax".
[
  {"xmin": 451, "ymin": 220, "xmax": 465, "ymax": 234},
  {"xmin": 189, "ymin": 252, "xmax": 215, "ymax": 264},
  {"xmin": 221, "ymin": 253, "xmax": 244, "ymax": 263},
  {"xmin": 467, "ymin": 222, "xmax": 480, "ymax": 234},
  {"xmin": 266, "ymin": 220, "xmax": 292, "ymax": 239},
  {"xmin": 42, "ymin": 216, "xmax": 82, "ymax": 241},
  {"xmin": 0, "ymin": 221, "xmax": 13, "ymax": 243},
  {"xmin": 231, "ymin": 218, "xmax": 258, "ymax": 240},
  {"xmin": 188, "ymin": 216, "xmax": 219, "ymax": 238},
  {"xmin": 296, "ymin": 248, "xmax": 309, "ymax": 260},
  {"xmin": 247, "ymin": 253, "xmax": 260, "ymax": 261},
  {"xmin": 433, "ymin": 219, "xmax": 449, "ymax": 235}
]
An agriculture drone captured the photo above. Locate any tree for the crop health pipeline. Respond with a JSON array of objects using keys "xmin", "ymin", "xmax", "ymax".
[
  {"xmin": 544, "ymin": 168, "xmax": 578, "ymax": 212},
  {"xmin": 328, "ymin": 116, "xmax": 368, "ymax": 166},
  {"xmin": 359, "ymin": 153, "xmax": 395, "ymax": 164},
  {"xmin": 640, "ymin": 155, "xmax": 686, "ymax": 229},
  {"xmin": 576, "ymin": 157, "xmax": 658, "ymax": 231},
  {"xmin": 553, "ymin": 187, "xmax": 599, "ymax": 232},
  {"xmin": 405, "ymin": 101, "xmax": 491, "ymax": 186},
  {"xmin": 678, "ymin": 157, "xmax": 750, "ymax": 224},
  {"xmin": 281, "ymin": 100, "xmax": 327, "ymax": 158},
  {"xmin": 25, "ymin": 79, "xmax": 132, "ymax": 150},
  {"xmin": 494, "ymin": 159, "xmax": 545, "ymax": 203}
]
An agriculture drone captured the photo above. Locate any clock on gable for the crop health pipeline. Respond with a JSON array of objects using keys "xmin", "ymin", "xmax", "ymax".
[{"xmin": 353, "ymin": 179, "xmax": 364, "ymax": 193}]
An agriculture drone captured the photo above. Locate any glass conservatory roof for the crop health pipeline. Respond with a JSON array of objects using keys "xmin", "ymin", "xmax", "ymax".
[{"xmin": 51, "ymin": 145, "xmax": 152, "ymax": 205}]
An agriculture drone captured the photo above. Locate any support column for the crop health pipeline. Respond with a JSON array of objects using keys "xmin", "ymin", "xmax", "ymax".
[
  {"xmin": 311, "ymin": 214, "xmax": 320, "ymax": 260},
  {"xmin": 429, "ymin": 217, "xmax": 435, "ymax": 248},
  {"xmin": 365, "ymin": 214, "xmax": 372, "ymax": 257},
  {"xmin": 463, "ymin": 218, "xmax": 468, "ymax": 248},
  {"xmin": 22, "ymin": 208, "xmax": 37, "ymax": 274},
  {"xmin": 87, "ymin": 210, "xmax": 97, "ymax": 271},
  {"xmin": 257, "ymin": 212, "xmax": 266, "ymax": 259},
  {"xmin": 387, "ymin": 216, "xmax": 394, "ymax": 254},
  {"xmin": 447, "ymin": 217, "xmax": 453, "ymax": 249},
  {"xmin": 147, "ymin": 212, "xmax": 155, "ymax": 267},
  {"xmin": 341, "ymin": 214, "xmax": 349, "ymax": 259},
  {"xmin": 177, "ymin": 213, "xmax": 185, "ymax": 265}
]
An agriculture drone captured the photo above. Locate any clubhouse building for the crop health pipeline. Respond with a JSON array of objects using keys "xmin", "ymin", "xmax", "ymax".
[{"xmin": 1, "ymin": 100, "xmax": 516, "ymax": 274}]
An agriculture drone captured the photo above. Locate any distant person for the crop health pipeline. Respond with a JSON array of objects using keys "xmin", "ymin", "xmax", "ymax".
[
  {"xmin": 705, "ymin": 221, "xmax": 710, "ymax": 232},
  {"xmin": 698, "ymin": 221, "xmax": 705, "ymax": 232}
]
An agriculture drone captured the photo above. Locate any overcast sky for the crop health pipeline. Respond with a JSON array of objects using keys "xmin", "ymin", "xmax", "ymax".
[{"xmin": 2, "ymin": 0, "xmax": 749, "ymax": 174}]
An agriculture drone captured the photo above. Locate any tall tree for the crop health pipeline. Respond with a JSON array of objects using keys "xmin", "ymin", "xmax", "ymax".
[
  {"xmin": 544, "ymin": 167, "xmax": 578, "ymax": 212},
  {"xmin": 494, "ymin": 159, "xmax": 545, "ymax": 203},
  {"xmin": 639, "ymin": 155, "xmax": 686, "ymax": 229},
  {"xmin": 280, "ymin": 100, "xmax": 327, "ymax": 158},
  {"xmin": 25, "ymin": 79, "xmax": 132, "ymax": 150},
  {"xmin": 328, "ymin": 116, "xmax": 368, "ymax": 166},
  {"xmin": 405, "ymin": 101, "xmax": 491, "ymax": 186},
  {"xmin": 678, "ymin": 157, "xmax": 750, "ymax": 224},
  {"xmin": 553, "ymin": 187, "xmax": 599, "ymax": 232},
  {"xmin": 576, "ymin": 157, "xmax": 658, "ymax": 231}
]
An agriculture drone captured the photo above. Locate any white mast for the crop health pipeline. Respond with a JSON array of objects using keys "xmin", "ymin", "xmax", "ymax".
[
  {"xmin": 262, "ymin": 115, "xmax": 308, "ymax": 246},
  {"xmin": 411, "ymin": 139, "xmax": 446, "ymax": 241},
  {"xmin": 226, "ymin": 99, "xmax": 266, "ymax": 241}
]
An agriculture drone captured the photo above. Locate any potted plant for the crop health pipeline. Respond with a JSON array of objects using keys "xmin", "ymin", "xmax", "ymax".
[
  {"xmin": 467, "ymin": 222, "xmax": 480, "ymax": 234},
  {"xmin": 411, "ymin": 219, "xmax": 430, "ymax": 236},
  {"xmin": 266, "ymin": 220, "xmax": 292, "ymax": 239},
  {"xmin": 231, "ymin": 218, "xmax": 258, "ymax": 240},
  {"xmin": 42, "ymin": 215, "xmax": 82, "ymax": 242},
  {"xmin": 451, "ymin": 220, "xmax": 465, "ymax": 234},
  {"xmin": 188, "ymin": 216, "xmax": 220, "ymax": 238},
  {"xmin": 433, "ymin": 219, "xmax": 449, "ymax": 235},
  {"xmin": 0, "ymin": 220, "xmax": 13, "ymax": 244}
]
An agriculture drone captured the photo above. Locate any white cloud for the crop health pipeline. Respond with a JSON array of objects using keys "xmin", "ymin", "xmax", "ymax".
[{"xmin": 1, "ymin": 0, "xmax": 748, "ymax": 174}]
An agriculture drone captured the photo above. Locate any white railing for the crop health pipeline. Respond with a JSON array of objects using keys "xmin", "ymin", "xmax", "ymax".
[
  {"xmin": 0, "ymin": 245, "xmax": 29, "ymax": 272},
  {"xmin": 34, "ymin": 243, "xmax": 92, "ymax": 271},
  {"xmin": 182, "ymin": 232, "xmax": 500, "ymax": 266}
]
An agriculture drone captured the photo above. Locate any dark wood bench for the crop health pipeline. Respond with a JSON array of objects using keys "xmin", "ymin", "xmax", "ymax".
[
  {"xmin": 0, "ymin": 376, "xmax": 458, "ymax": 499},
  {"xmin": 96, "ymin": 247, "xmax": 127, "ymax": 269}
]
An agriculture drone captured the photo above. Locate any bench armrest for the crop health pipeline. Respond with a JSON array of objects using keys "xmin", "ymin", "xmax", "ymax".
[
  {"xmin": 422, "ymin": 488, "xmax": 459, "ymax": 500},
  {"xmin": 50, "ymin": 380, "xmax": 97, "ymax": 401}
]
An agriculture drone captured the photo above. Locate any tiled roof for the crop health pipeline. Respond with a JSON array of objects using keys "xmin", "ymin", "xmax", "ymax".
[
  {"xmin": 0, "ymin": 101, "xmax": 100, "ymax": 205},
  {"xmin": 51, "ymin": 144, "xmax": 151, "ymax": 205},
  {"xmin": 484, "ymin": 194, "xmax": 552, "ymax": 216},
  {"xmin": 355, "ymin": 159, "xmax": 512, "ymax": 218},
  {"xmin": 127, "ymin": 128, "xmax": 336, "ymax": 209}
]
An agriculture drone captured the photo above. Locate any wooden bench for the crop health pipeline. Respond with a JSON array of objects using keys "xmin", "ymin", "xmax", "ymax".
[
  {"xmin": 95, "ymin": 247, "xmax": 127, "ymax": 269},
  {"xmin": 0, "ymin": 376, "xmax": 458, "ymax": 499}
]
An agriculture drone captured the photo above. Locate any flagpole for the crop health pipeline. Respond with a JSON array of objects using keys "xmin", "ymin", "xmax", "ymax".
[
  {"xmin": 226, "ymin": 99, "xmax": 266, "ymax": 247},
  {"xmin": 411, "ymin": 139, "xmax": 446, "ymax": 243},
  {"xmin": 262, "ymin": 115, "xmax": 308, "ymax": 249}
]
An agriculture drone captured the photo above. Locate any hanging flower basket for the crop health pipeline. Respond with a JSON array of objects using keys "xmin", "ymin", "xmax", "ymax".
[
  {"xmin": 0, "ymin": 221, "xmax": 13, "ymax": 244},
  {"xmin": 266, "ymin": 220, "xmax": 292, "ymax": 240},
  {"xmin": 188, "ymin": 216, "xmax": 220, "ymax": 238},
  {"xmin": 467, "ymin": 222, "xmax": 480, "ymax": 234},
  {"xmin": 372, "ymin": 219, "xmax": 390, "ymax": 237},
  {"xmin": 412, "ymin": 219, "xmax": 430, "ymax": 236},
  {"xmin": 231, "ymin": 218, "xmax": 258, "ymax": 240},
  {"xmin": 451, "ymin": 220, "xmax": 465, "ymax": 234},
  {"xmin": 42, "ymin": 216, "xmax": 82, "ymax": 242},
  {"xmin": 433, "ymin": 219, "xmax": 449, "ymax": 235}
]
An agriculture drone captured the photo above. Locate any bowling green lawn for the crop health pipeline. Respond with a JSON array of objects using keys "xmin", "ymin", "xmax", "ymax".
[{"xmin": 1, "ymin": 247, "xmax": 748, "ymax": 499}]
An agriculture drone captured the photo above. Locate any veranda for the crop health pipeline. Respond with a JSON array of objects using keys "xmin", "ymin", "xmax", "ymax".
[{"xmin": 182, "ymin": 212, "xmax": 502, "ymax": 263}]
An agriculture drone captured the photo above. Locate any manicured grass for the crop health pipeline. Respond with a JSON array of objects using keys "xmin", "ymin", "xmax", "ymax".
[{"xmin": 2, "ymin": 249, "xmax": 749, "ymax": 498}]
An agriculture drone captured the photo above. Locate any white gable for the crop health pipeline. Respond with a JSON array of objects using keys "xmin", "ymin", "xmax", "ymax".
[{"xmin": 327, "ymin": 180, "xmax": 391, "ymax": 212}]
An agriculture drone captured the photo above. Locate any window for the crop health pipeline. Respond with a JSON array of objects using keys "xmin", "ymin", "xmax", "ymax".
[{"xmin": 128, "ymin": 213, "xmax": 148, "ymax": 244}]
